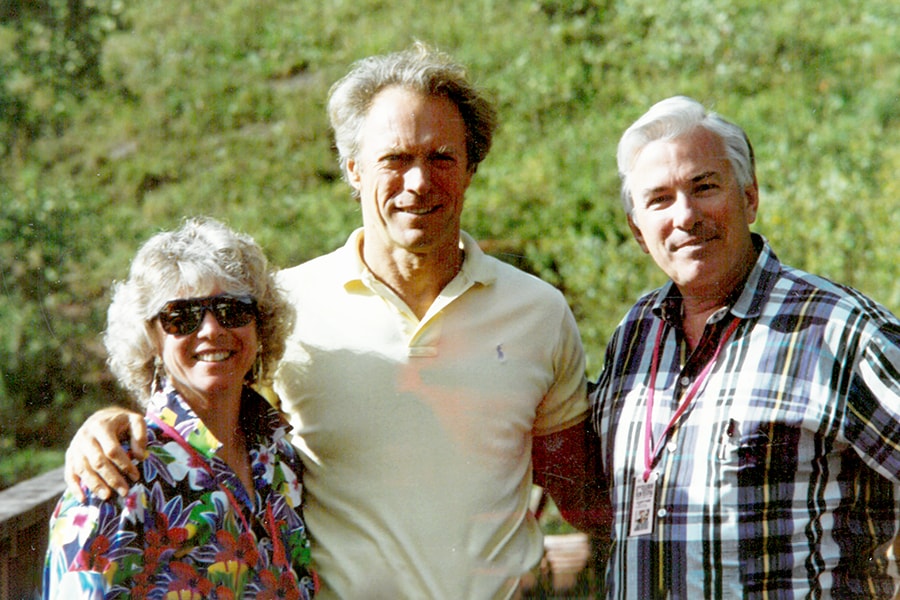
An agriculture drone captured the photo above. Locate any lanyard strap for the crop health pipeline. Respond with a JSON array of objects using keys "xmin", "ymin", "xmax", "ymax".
[{"xmin": 643, "ymin": 316, "xmax": 741, "ymax": 481}]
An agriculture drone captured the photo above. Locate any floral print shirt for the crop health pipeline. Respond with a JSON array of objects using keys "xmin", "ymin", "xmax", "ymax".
[{"xmin": 43, "ymin": 381, "xmax": 317, "ymax": 599}]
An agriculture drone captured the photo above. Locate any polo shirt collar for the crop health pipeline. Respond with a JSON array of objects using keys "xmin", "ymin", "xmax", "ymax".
[
  {"xmin": 338, "ymin": 228, "xmax": 498, "ymax": 290},
  {"xmin": 457, "ymin": 230, "xmax": 498, "ymax": 286}
]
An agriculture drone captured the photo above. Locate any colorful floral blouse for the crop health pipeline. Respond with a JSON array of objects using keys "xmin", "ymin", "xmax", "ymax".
[{"xmin": 43, "ymin": 381, "xmax": 317, "ymax": 599}]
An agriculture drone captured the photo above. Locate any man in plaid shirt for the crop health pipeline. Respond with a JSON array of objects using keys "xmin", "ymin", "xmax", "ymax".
[{"xmin": 591, "ymin": 95, "xmax": 900, "ymax": 598}]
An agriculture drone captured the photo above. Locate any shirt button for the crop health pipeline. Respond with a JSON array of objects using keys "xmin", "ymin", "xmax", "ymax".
[
  {"xmin": 680, "ymin": 376, "xmax": 691, "ymax": 387},
  {"xmin": 666, "ymin": 441, "xmax": 678, "ymax": 453},
  {"xmin": 657, "ymin": 508, "xmax": 667, "ymax": 518}
]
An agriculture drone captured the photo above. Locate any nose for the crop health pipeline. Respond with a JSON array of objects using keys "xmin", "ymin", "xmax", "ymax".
[
  {"xmin": 671, "ymin": 191, "xmax": 700, "ymax": 230},
  {"xmin": 404, "ymin": 162, "xmax": 430, "ymax": 195},
  {"xmin": 196, "ymin": 309, "xmax": 224, "ymax": 336}
]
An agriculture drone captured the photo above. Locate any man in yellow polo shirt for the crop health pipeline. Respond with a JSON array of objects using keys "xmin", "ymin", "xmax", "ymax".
[{"xmin": 64, "ymin": 43, "xmax": 603, "ymax": 599}]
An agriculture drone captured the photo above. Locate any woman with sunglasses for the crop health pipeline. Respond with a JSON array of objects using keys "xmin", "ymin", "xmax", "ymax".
[{"xmin": 43, "ymin": 217, "xmax": 317, "ymax": 599}]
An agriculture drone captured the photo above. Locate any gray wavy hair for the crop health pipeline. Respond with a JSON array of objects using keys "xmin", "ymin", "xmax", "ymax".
[
  {"xmin": 327, "ymin": 41, "xmax": 498, "ymax": 197},
  {"xmin": 104, "ymin": 217, "xmax": 294, "ymax": 405},
  {"xmin": 616, "ymin": 95, "xmax": 756, "ymax": 215}
]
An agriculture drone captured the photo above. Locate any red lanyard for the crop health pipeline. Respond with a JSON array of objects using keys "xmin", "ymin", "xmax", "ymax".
[{"xmin": 643, "ymin": 316, "xmax": 740, "ymax": 481}]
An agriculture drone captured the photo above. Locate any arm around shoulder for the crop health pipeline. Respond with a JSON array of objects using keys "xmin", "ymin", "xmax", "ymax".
[{"xmin": 64, "ymin": 406, "xmax": 147, "ymax": 501}]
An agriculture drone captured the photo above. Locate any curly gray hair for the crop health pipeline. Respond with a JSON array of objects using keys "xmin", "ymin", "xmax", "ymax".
[
  {"xmin": 104, "ymin": 217, "xmax": 294, "ymax": 405},
  {"xmin": 327, "ymin": 41, "xmax": 498, "ymax": 197},
  {"xmin": 616, "ymin": 95, "xmax": 756, "ymax": 215}
]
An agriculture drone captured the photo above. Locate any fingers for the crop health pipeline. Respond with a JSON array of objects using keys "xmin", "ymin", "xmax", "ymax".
[
  {"xmin": 127, "ymin": 412, "xmax": 148, "ymax": 461},
  {"xmin": 65, "ymin": 439, "xmax": 116, "ymax": 501},
  {"xmin": 94, "ymin": 431, "xmax": 138, "ymax": 495},
  {"xmin": 83, "ymin": 451, "xmax": 122, "ymax": 500},
  {"xmin": 63, "ymin": 447, "xmax": 87, "ymax": 503},
  {"xmin": 64, "ymin": 406, "xmax": 143, "ymax": 500}
]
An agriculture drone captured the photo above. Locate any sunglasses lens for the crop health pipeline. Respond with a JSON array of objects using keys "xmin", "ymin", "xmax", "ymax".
[
  {"xmin": 156, "ymin": 296, "xmax": 256, "ymax": 335},
  {"xmin": 157, "ymin": 302, "xmax": 204, "ymax": 335},
  {"xmin": 212, "ymin": 299, "xmax": 256, "ymax": 328}
]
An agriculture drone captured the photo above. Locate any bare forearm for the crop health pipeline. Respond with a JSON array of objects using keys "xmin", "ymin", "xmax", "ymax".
[{"xmin": 533, "ymin": 419, "xmax": 611, "ymax": 536}]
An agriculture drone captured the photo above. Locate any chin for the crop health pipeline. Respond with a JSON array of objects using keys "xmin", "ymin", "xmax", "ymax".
[{"xmin": 670, "ymin": 266, "xmax": 711, "ymax": 289}]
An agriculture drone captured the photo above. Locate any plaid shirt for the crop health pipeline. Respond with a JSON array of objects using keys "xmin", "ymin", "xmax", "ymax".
[{"xmin": 591, "ymin": 235, "xmax": 900, "ymax": 599}]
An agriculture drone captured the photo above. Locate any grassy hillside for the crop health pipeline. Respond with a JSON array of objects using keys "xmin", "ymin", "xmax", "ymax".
[{"xmin": 3, "ymin": 0, "xmax": 900, "ymax": 487}]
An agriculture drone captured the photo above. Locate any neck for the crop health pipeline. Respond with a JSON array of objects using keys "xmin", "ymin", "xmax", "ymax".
[
  {"xmin": 680, "ymin": 298, "xmax": 728, "ymax": 351},
  {"xmin": 681, "ymin": 293, "xmax": 731, "ymax": 322},
  {"xmin": 184, "ymin": 386, "xmax": 254, "ymax": 494},
  {"xmin": 678, "ymin": 282, "xmax": 743, "ymax": 351},
  {"xmin": 362, "ymin": 237, "xmax": 464, "ymax": 320},
  {"xmin": 179, "ymin": 385, "xmax": 244, "ymax": 437},
  {"xmin": 679, "ymin": 278, "xmax": 745, "ymax": 351},
  {"xmin": 678, "ymin": 243, "xmax": 759, "ymax": 349}
]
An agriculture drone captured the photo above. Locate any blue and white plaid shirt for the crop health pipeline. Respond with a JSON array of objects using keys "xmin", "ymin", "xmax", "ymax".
[{"xmin": 591, "ymin": 234, "xmax": 900, "ymax": 599}]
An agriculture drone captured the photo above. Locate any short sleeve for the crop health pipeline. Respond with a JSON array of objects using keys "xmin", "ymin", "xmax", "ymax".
[{"xmin": 533, "ymin": 301, "xmax": 588, "ymax": 436}]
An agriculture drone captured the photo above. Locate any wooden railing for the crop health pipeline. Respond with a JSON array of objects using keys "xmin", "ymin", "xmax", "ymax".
[
  {"xmin": 2, "ymin": 467, "xmax": 897, "ymax": 599},
  {"xmin": 0, "ymin": 466, "xmax": 65, "ymax": 600}
]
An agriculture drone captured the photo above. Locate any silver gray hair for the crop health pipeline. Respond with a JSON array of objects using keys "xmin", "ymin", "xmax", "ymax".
[
  {"xmin": 104, "ymin": 217, "xmax": 294, "ymax": 405},
  {"xmin": 327, "ymin": 41, "xmax": 498, "ymax": 197},
  {"xmin": 616, "ymin": 95, "xmax": 756, "ymax": 214}
]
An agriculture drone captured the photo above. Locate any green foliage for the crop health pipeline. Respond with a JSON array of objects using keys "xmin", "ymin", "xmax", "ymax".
[
  {"xmin": 0, "ymin": 177, "xmax": 132, "ymax": 488},
  {"xmin": 0, "ymin": 446, "xmax": 64, "ymax": 490},
  {"xmin": 3, "ymin": 0, "xmax": 900, "ymax": 487},
  {"xmin": 0, "ymin": 0, "xmax": 127, "ymax": 158}
]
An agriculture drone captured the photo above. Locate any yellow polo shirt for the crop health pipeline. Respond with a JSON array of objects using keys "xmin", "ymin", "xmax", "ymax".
[{"xmin": 274, "ymin": 229, "xmax": 587, "ymax": 599}]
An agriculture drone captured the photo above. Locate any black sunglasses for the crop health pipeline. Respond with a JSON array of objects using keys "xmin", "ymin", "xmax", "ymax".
[{"xmin": 155, "ymin": 294, "xmax": 258, "ymax": 336}]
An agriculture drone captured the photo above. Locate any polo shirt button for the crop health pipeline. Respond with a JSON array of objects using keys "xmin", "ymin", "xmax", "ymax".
[
  {"xmin": 680, "ymin": 376, "xmax": 691, "ymax": 386},
  {"xmin": 666, "ymin": 441, "xmax": 677, "ymax": 453},
  {"xmin": 657, "ymin": 508, "xmax": 667, "ymax": 518}
]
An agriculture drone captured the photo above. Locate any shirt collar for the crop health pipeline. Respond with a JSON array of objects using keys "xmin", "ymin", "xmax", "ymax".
[
  {"xmin": 653, "ymin": 233, "xmax": 781, "ymax": 325},
  {"xmin": 457, "ymin": 230, "xmax": 498, "ymax": 285},
  {"xmin": 337, "ymin": 227, "xmax": 498, "ymax": 291},
  {"xmin": 147, "ymin": 380, "xmax": 292, "ymax": 460}
]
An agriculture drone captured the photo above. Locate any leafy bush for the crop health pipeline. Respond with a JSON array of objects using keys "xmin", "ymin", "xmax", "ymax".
[
  {"xmin": 0, "ymin": 176, "xmax": 136, "ymax": 488},
  {"xmin": 0, "ymin": 0, "xmax": 127, "ymax": 158}
]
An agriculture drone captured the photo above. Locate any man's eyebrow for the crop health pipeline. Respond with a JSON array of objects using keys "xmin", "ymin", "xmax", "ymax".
[
  {"xmin": 639, "ymin": 185, "xmax": 669, "ymax": 198},
  {"xmin": 692, "ymin": 170, "xmax": 718, "ymax": 182},
  {"xmin": 432, "ymin": 145, "xmax": 462, "ymax": 155},
  {"xmin": 637, "ymin": 170, "xmax": 721, "ymax": 199}
]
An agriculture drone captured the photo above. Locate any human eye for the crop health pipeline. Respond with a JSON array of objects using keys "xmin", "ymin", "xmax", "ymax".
[
  {"xmin": 643, "ymin": 193, "xmax": 672, "ymax": 209},
  {"xmin": 692, "ymin": 174, "xmax": 721, "ymax": 196},
  {"xmin": 430, "ymin": 150, "xmax": 460, "ymax": 169},
  {"xmin": 377, "ymin": 152, "xmax": 409, "ymax": 168}
]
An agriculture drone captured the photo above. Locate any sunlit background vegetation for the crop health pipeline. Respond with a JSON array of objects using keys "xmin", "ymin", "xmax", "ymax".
[{"xmin": 3, "ymin": 0, "xmax": 900, "ymax": 489}]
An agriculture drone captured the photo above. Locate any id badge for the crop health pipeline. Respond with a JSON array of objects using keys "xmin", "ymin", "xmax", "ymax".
[{"xmin": 629, "ymin": 476, "xmax": 656, "ymax": 536}]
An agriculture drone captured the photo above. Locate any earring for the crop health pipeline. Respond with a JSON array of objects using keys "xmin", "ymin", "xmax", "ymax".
[
  {"xmin": 152, "ymin": 358, "xmax": 164, "ymax": 393},
  {"xmin": 254, "ymin": 357, "xmax": 263, "ymax": 384},
  {"xmin": 249, "ymin": 347, "xmax": 263, "ymax": 385}
]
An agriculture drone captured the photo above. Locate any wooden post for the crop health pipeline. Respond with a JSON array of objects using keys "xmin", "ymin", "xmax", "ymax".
[{"xmin": 0, "ymin": 466, "xmax": 65, "ymax": 600}]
